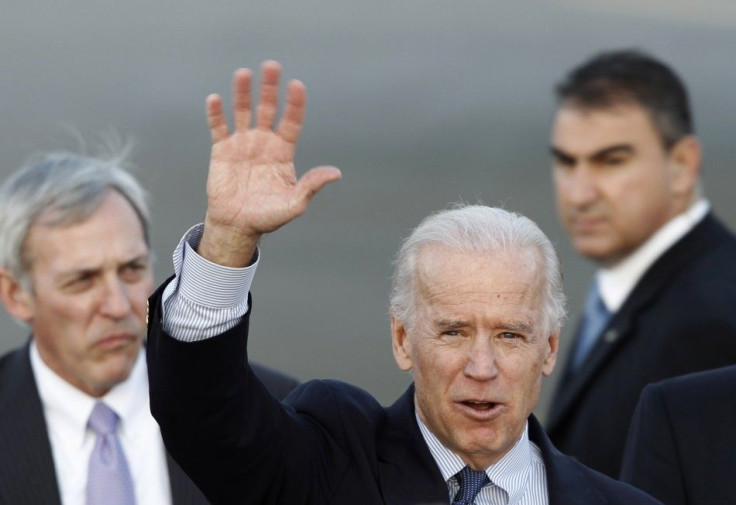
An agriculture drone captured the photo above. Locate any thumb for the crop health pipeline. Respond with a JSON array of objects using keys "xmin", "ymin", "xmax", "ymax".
[{"xmin": 295, "ymin": 166, "xmax": 342, "ymax": 206}]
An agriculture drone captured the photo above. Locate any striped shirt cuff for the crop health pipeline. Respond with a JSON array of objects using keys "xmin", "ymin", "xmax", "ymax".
[{"xmin": 162, "ymin": 224, "xmax": 259, "ymax": 342}]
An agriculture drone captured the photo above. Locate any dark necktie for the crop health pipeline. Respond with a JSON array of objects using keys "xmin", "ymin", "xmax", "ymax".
[
  {"xmin": 452, "ymin": 465, "xmax": 490, "ymax": 505},
  {"xmin": 571, "ymin": 280, "xmax": 612, "ymax": 370},
  {"xmin": 86, "ymin": 402, "xmax": 136, "ymax": 505}
]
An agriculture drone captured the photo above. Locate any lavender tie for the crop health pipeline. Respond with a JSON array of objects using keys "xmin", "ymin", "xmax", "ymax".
[
  {"xmin": 452, "ymin": 465, "xmax": 490, "ymax": 505},
  {"xmin": 86, "ymin": 402, "xmax": 136, "ymax": 505}
]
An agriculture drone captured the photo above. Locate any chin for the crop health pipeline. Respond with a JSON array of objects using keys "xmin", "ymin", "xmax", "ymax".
[{"xmin": 573, "ymin": 242, "xmax": 614, "ymax": 263}]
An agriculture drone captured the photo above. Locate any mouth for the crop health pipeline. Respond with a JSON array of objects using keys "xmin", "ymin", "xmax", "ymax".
[
  {"xmin": 93, "ymin": 334, "xmax": 138, "ymax": 350},
  {"xmin": 569, "ymin": 217, "xmax": 607, "ymax": 234},
  {"xmin": 457, "ymin": 400, "xmax": 504, "ymax": 420}
]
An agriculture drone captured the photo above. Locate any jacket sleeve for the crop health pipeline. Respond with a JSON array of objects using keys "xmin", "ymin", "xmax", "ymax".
[{"xmin": 146, "ymin": 282, "xmax": 348, "ymax": 505}]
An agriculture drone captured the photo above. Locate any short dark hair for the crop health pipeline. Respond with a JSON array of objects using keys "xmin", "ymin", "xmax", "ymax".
[{"xmin": 556, "ymin": 49, "xmax": 693, "ymax": 149}]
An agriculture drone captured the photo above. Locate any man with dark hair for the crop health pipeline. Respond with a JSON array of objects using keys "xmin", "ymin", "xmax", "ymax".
[
  {"xmin": 145, "ymin": 61, "xmax": 661, "ymax": 504},
  {"xmin": 0, "ymin": 152, "xmax": 298, "ymax": 504},
  {"xmin": 546, "ymin": 49, "xmax": 736, "ymax": 478}
]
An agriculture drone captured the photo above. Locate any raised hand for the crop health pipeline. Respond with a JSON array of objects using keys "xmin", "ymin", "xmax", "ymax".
[{"xmin": 198, "ymin": 61, "xmax": 342, "ymax": 267}]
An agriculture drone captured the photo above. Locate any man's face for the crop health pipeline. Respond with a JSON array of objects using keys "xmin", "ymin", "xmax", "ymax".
[
  {"xmin": 11, "ymin": 191, "xmax": 152, "ymax": 397},
  {"xmin": 391, "ymin": 246, "xmax": 558, "ymax": 470},
  {"xmin": 551, "ymin": 104, "xmax": 695, "ymax": 266}
]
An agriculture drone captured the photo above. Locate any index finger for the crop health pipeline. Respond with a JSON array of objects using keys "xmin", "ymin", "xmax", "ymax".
[{"xmin": 277, "ymin": 79, "xmax": 306, "ymax": 145}]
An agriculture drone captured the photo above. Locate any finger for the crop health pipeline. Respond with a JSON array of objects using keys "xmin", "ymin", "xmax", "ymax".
[
  {"xmin": 206, "ymin": 94, "xmax": 229, "ymax": 144},
  {"xmin": 256, "ymin": 60, "xmax": 281, "ymax": 130},
  {"xmin": 233, "ymin": 68, "xmax": 253, "ymax": 131},
  {"xmin": 293, "ymin": 166, "xmax": 342, "ymax": 212},
  {"xmin": 277, "ymin": 79, "xmax": 306, "ymax": 145}
]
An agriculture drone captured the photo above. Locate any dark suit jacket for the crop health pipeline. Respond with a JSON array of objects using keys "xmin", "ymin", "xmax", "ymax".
[
  {"xmin": 547, "ymin": 213, "xmax": 736, "ymax": 478},
  {"xmin": 146, "ymin": 285, "xmax": 661, "ymax": 505},
  {"xmin": 620, "ymin": 365, "xmax": 736, "ymax": 505},
  {"xmin": 0, "ymin": 343, "xmax": 298, "ymax": 505}
]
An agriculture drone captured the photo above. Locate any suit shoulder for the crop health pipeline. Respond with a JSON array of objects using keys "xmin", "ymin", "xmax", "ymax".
[
  {"xmin": 0, "ymin": 346, "xmax": 29, "ymax": 395},
  {"xmin": 574, "ymin": 460, "xmax": 663, "ymax": 504},
  {"xmin": 287, "ymin": 379, "xmax": 386, "ymax": 429},
  {"xmin": 650, "ymin": 364, "xmax": 736, "ymax": 402}
]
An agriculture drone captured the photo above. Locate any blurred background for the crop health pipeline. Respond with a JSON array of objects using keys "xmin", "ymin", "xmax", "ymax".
[{"xmin": 2, "ymin": 0, "xmax": 736, "ymax": 419}]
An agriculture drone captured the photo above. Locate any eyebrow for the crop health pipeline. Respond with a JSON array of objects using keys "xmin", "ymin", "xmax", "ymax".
[
  {"xmin": 550, "ymin": 144, "xmax": 634, "ymax": 164},
  {"xmin": 498, "ymin": 322, "xmax": 533, "ymax": 333},
  {"xmin": 434, "ymin": 319, "xmax": 467, "ymax": 331},
  {"xmin": 57, "ymin": 254, "xmax": 150, "ymax": 279},
  {"xmin": 432, "ymin": 319, "xmax": 533, "ymax": 333}
]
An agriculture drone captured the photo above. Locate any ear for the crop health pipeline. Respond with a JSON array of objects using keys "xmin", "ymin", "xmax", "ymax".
[
  {"xmin": 541, "ymin": 333, "xmax": 559, "ymax": 377},
  {"xmin": 390, "ymin": 315, "xmax": 413, "ymax": 372},
  {"xmin": 667, "ymin": 135, "xmax": 701, "ymax": 197},
  {"xmin": 0, "ymin": 268, "xmax": 35, "ymax": 323}
]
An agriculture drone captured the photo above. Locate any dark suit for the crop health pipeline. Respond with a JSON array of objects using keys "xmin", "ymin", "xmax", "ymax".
[
  {"xmin": 547, "ymin": 213, "xmax": 736, "ymax": 478},
  {"xmin": 146, "ymin": 286, "xmax": 661, "ymax": 505},
  {"xmin": 621, "ymin": 365, "xmax": 736, "ymax": 505},
  {"xmin": 0, "ymin": 343, "xmax": 298, "ymax": 505}
]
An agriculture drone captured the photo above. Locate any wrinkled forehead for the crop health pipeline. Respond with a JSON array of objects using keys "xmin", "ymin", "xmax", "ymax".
[
  {"xmin": 23, "ymin": 192, "xmax": 150, "ymax": 271},
  {"xmin": 413, "ymin": 245, "xmax": 544, "ymax": 311}
]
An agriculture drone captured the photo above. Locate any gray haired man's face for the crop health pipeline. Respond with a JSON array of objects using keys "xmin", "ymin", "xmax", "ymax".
[
  {"xmin": 391, "ymin": 246, "xmax": 558, "ymax": 470},
  {"xmin": 11, "ymin": 191, "xmax": 153, "ymax": 397}
]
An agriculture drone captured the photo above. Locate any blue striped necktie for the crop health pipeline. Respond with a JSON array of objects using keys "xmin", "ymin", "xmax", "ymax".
[{"xmin": 452, "ymin": 465, "xmax": 490, "ymax": 505}]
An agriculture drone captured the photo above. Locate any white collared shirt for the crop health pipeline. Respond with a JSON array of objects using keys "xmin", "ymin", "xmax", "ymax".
[
  {"xmin": 597, "ymin": 199, "xmax": 709, "ymax": 312},
  {"xmin": 31, "ymin": 344, "xmax": 172, "ymax": 505},
  {"xmin": 417, "ymin": 416, "xmax": 548, "ymax": 505}
]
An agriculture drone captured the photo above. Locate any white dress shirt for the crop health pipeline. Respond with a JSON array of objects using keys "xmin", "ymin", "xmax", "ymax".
[
  {"xmin": 417, "ymin": 416, "xmax": 548, "ymax": 505},
  {"xmin": 597, "ymin": 199, "xmax": 709, "ymax": 312},
  {"xmin": 31, "ymin": 344, "xmax": 173, "ymax": 505}
]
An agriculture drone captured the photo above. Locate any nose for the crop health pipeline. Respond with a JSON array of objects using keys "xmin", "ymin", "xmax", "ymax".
[
  {"xmin": 100, "ymin": 278, "xmax": 133, "ymax": 319},
  {"xmin": 463, "ymin": 339, "xmax": 499, "ymax": 381},
  {"xmin": 563, "ymin": 165, "xmax": 598, "ymax": 207}
]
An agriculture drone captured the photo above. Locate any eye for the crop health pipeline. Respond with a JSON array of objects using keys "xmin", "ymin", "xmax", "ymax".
[
  {"xmin": 62, "ymin": 273, "xmax": 94, "ymax": 292},
  {"xmin": 552, "ymin": 157, "xmax": 575, "ymax": 171},
  {"xmin": 601, "ymin": 155, "xmax": 628, "ymax": 167},
  {"xmin": 121, "ymin": 262, "xmax": 148, "ymax": 282},
  {"xmin": 500, "ymin": 332, "xmax": 519, "ymax": 340},
  {"xmin": 441, "ymin": 330, "xmax": 462, "ymax": 337}
]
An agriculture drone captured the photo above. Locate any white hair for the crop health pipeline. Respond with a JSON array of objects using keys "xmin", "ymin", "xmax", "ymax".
[{"xmin": 390, "ymin": 204, "xmax": 566, "ymax": 336}]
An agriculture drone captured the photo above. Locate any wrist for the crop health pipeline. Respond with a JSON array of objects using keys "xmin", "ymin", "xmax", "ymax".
[{"xmin": 198, "ymin": 219, "xmax": 260, "ymax": 267}]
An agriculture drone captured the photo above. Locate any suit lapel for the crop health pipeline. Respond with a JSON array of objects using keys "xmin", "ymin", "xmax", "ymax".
[
  {"xmin": 528, "ymin": 416, "xmax": 607, "ymax": 505},
  {"xmin": 548, "ymin": 214, "xmax": 730, "ymax": 430},
  {"xmin": 377, "ymin": 385, "xmax": 449, "ymax": 505},
  {"xmin": 0, "ymin": 345, "xmax": 63, "ymax": 505}
]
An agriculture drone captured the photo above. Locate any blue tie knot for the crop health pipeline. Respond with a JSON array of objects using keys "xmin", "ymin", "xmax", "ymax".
[
  {"xmin": 452, "ymin": 465, "xmax": 490, "ymax": 504},
  {"xmin": 572, "ymin": 280, "xmax": 612, "ymax": 369},
  {"xmin": 88, "ymin": 402, "xmax": 120, "ymax": 436}
]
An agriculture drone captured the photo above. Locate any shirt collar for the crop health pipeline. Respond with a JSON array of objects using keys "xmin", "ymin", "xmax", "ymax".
[
  {"xmin": 598, "ymin": 199, "xmax": 709, "ymax": 312},
  {"xmin": 416, "ymin": 413, "xmax": 532, "ymax": 504},
  {"xmin": 30, "ymin": 342, "xmax": 147, "ymax": 448}
]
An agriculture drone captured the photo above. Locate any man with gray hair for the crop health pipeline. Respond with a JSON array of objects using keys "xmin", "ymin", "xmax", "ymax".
[
  {"xmin": 0, "ymin": 152, "xmax": 298, "ymax": 504},
  {"xmin": 146, "ymin": 60, "xmax": 660, "ymax": 504}
]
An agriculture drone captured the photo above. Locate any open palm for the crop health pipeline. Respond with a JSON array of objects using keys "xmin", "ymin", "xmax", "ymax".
[{"xmin": 200, "ymin": 61, "xmax": 341, "ymax": 266}]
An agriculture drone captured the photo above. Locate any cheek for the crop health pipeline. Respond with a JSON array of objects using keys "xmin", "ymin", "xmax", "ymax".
[
  {"xmin": 412, "ymin": 343, "xmax": 461, "ymax": 395},
  {"xmin": 37, "ymin": 295, "xmax": 93, "ymax": 329}
]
